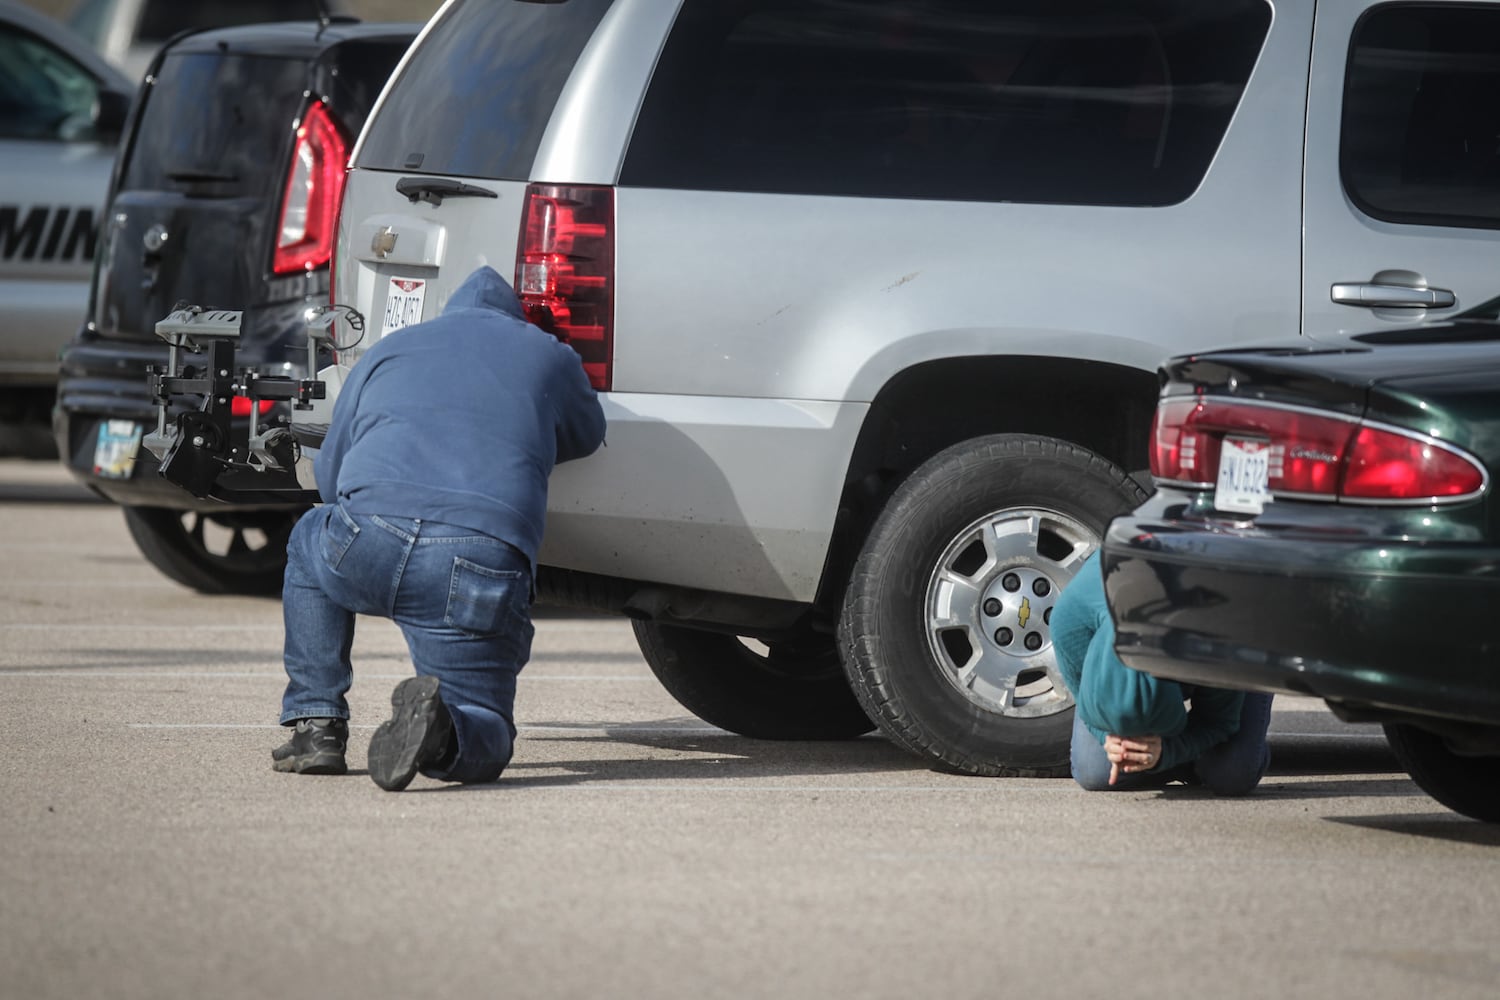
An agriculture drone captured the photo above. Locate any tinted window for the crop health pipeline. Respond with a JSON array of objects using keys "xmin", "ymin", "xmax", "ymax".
[
  {"xmin": 119, "ymin": 52, "xmax": 307, "ymax": 197},
  {"xmin": 138, "ymin": 0, "xmax": 331, "ymax": 44},
  {"xmin": 0, "ymin": 23, "xmax": 101, "ymax": 141},
  {"xmin": 322, "ymin": 40, "xmax": 413, "ymax": 142},
  {"xmin": 355, "ymin": 0, "xmax": 613, "ymax": 180},
  {"xmin": 1343, "ymin": 5, "xmax": 1500, "ymax": 229},
  {"xmin": 622, "ymin": 0, "xmax": 1269, "ymax": 205},
  {"xmin": 67, "ymin": 0, "xmax": 111, "ymax": 47}
]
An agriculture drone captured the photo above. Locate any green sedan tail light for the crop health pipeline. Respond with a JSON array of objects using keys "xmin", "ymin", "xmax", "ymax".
[
  {"xmin": 515, "ymin": 183, "xmax": 614, "ymax": 390},
  {"xmin": 1150, "ymin": 396, "xmax": 1485, "ymax": 503}
]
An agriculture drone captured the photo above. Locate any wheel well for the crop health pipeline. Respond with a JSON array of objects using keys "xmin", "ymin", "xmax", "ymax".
[{"xmin": 813, "ymin": 355, "xmax": 1159, "ymax": 616}]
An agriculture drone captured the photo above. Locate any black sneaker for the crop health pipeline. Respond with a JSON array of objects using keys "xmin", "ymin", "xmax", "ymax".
[
  {"xmin": 271, "ymin": 718, "xmax": 349, "ymax": 775},
  {"xmin": 367, "ymin": 676, "xmax": 454, "ymax": 791}
]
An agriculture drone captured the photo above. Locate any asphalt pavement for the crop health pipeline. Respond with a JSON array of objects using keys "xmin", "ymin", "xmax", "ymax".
[{"xmin": 2, "ymin": 457, "xmax": 1498, "ymax": 1000}]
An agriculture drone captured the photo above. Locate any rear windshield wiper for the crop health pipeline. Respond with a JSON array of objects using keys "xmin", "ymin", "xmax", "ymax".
[
  {"xmin": 395, "ymin": 176, "xmax": 498, "ymax": 207},
  {"xmin": 166, "ymin": 169, "xmax": 239, "ymax": 186}
]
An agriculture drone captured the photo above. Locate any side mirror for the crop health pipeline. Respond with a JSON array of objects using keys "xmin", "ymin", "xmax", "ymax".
[{"xmin": 93, "ymin": 88, "xmax": 132, "ymax": 139}]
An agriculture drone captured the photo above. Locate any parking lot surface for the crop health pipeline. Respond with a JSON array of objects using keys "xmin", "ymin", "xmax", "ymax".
[{"xmin": 2, "ymin": 457, "xmax": 1498, "ymax": 1000}]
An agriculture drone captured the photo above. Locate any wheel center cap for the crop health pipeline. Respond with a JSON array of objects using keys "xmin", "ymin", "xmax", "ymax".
[{"xmin": 980, "ymin": 567, "xmax": 1056, "ymax": 654}]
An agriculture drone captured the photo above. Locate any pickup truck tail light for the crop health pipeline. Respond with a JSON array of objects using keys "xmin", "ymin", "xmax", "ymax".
[
  {"xmin": 1150, "ymin": 395, "xmax": 1485, "ymax": 503},
  {"xmin": 516, "ymin": 184, "xmax": 614, "ymax": 390},
  {"xmin": 273, "ymin": 101, "xmax": 348, "ymax": 276}
]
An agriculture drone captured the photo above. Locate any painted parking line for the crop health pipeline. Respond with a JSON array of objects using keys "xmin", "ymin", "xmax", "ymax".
[
  {"xmin": 121, "ymin": 722, "xmax": 1383, "ymax": 743},
  {"xmin": 0, "ymin": 621, "xmax": 628, "ymax": 632},
  {"xmin": 0, "ymin": 669, "xmax": 650, "ymax": 680},
  {"xmin": 1267, "ymin": 732, "xmax": 1388, "ymax": 740},
  {"xmin": 3, "ymin": 580, "xmax": 186, "ymax": 589},
  {"xmin": 129, "ymin": 722, "xmax": 722, "ymax": 734},
  {"xmin": 0, "ymin": 624, "xmax": 286, "ymax": 632}
]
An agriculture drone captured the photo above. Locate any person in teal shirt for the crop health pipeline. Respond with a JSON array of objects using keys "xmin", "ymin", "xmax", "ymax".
[{"xmin": 1052, "ymin": 552, "xmax": 1272, "ymax": 794}]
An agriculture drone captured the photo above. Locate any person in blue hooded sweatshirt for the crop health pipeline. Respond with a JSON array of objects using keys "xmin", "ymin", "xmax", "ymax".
[
  {"xmin": 271, "ymin": 266, "xmax": 606, "ymax": 791},
  {"xmin": 1052, "ymin": 552, "xmax": 1273, "ymax": 795}
]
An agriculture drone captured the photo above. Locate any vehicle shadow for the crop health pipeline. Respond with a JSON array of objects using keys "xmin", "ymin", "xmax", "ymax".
[
  {"xmin": 1325, "ymin": 814, "xmax": 1500, "ymax": 845},
  {"xmin": 0, "ymin": 478, "xmax": 101, "ymax": 504},
  {"xmin": 1252, "ymin": 777, "xmax": 1423, "ymax": 800},
  {"xmin": 1266, "ymin": 733, "xmax": 1400, "ymax": 775},
  {"xmin": 1227, "ymin": 734, "xmax": 1418, "ymax": 801},
  {"xmin": 412, "ymin": 724, "xmax": 952, "ymax": 790},
  {"xmin": 405, "ymin": 723, "xmax": 1425, "ymax": 793}
]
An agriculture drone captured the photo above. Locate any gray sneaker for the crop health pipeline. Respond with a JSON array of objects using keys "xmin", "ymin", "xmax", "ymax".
[{"xmin": 271, "ymin": 718, "xmax": 349, "ymax": 775}]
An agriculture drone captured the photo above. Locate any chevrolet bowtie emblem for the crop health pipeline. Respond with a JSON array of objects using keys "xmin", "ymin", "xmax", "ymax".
[
  {"xmin": 1018, "ymin": 596, "xmax": 1031, "ymax": 629},
  {"xmin": 371, "ymin": 226, "xmax": 398, "ymax": 258}
]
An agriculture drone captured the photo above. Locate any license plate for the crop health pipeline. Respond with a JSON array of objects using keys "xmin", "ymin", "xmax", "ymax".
[
  {"xmin": 93, "ymin": 420, "xmax": 142, "ymax": 480},
  {"xmin": 381, "ymin": 276, "xmax": 427, "ymax": 335},
  {"xmin": 1215, "ymin": 436, "xmax": 1273, "ymax": 515}
]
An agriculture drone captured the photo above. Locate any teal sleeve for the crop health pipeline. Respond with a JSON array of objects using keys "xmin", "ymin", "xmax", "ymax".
[
  {"xmin": 1051, "ymin": 555, "xmax": 1106, "ymax": 715},
  {"xmin": 1055, "ymin": 552, "xmax": 1189, "ymax": 742},
  {"xmin": 1157, "ymin": 686, "xmax": 1245, "ymax": 773}
]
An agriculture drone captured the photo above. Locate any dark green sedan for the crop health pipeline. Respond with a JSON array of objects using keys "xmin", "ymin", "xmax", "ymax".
[{"xmin": 1102, "ymin": 312, "xmax": 1500, "ymax": 822}]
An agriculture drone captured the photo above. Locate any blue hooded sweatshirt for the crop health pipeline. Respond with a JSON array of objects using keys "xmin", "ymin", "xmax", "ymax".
[
  {"xmin": 1052, "ymin": 552, "xmax": 1244, "ymax": 774},
  {"xmin": 313, "ymin": 266, "xmax": 606, "ymax": 573}
]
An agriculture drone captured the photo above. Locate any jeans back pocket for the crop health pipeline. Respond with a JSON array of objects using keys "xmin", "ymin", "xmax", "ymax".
[
  {"xmin": 446, "ymin": 557, "xmax": 529, "ymax": 638},
  {"xmin": 319, "ymin": 504, "xmax": 361, "ymax": 572}
]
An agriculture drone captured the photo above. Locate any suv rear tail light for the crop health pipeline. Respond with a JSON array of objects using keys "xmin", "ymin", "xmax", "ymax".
[
  {"xmin": 273, "ymin": 101, "xmax": 348, "ymax": 276},
  {"xmin": 1150, "ymin": 395, "xmax": 1485, "ymax": 503},
  {"xmin": 516, "ymin": 184, "xmax": 614, "ymax": 390}
]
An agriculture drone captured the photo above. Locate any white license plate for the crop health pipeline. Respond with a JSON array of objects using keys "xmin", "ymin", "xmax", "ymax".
[
  {"xmin": 93, "ymin": 420, "xmax": 142, "ymax": 480},
  {"xmin": 380, "ymin": 276, "xmax": 427, "ymax": 335},
  {"xmin": 1215, "ymin": 436, "xmax": 1273, "ymax": 515}
]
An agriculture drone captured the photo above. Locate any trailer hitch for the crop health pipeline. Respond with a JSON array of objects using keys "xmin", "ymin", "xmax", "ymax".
[{"xmin": 143, "ymin": 304, "xmax": 362, "ymax": 504}]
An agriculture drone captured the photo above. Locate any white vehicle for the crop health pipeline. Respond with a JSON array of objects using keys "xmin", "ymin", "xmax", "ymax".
[
  {"xmin": 0, "ymin": 0, "xmax": 130, "ymax": 455},
  {"xmin": 191, "ymin": 0, "xmax": 1500, "ymax": 776},
  {"xmin": 65, "ymin": 0, "xmax": 349, "ymax": 78}
]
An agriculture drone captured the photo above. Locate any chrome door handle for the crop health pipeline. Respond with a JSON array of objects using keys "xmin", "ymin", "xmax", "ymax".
[{"xmin": 1330, "ymin": 282, "xmax": 1457, "ymax": 308}]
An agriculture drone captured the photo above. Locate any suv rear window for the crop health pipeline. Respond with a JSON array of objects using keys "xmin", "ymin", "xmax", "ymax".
[
  {"xmin": 621, "ymin": 0, "xmax": 1270, "ymax": 206},
  {"xmin": 119, "ymin": 52, "xmax": 308, "ymax": 198},
  {"xmin": 1342, "ymin": 4, "xmax": 1500, "ymax": 230},
  {"xmin": 354, "ymin": 0, "xmax": 614, "ymax": 180}
]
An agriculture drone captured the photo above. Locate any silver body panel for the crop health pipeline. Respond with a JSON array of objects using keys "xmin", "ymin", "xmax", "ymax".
[{"xmin": 328, "ymin": 0, "xmax": 1500, "ymax": 604}]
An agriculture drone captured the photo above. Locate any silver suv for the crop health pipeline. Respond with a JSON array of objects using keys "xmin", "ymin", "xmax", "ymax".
[{"xmin": 323, "ymin": 0, "xmax": 1500, "ymax": 775}]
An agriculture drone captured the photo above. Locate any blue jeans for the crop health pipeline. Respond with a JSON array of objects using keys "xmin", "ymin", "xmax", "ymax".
[
  {"xmin": 280, "ymin": 504, "xmax": 534, "ymax": 784},
  {"xmin": 1070, "ymin": 692, "xmax": 1274, "ymax": 796}
]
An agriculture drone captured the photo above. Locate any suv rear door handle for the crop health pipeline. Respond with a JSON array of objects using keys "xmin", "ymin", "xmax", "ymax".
[{"xmin": 1330, "ymin": 282, "xmax": 1456, "ymax": 309}]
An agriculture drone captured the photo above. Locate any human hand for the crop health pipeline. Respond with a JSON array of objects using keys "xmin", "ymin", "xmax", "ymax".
[{"xmin": 1104, "ymin": 733, "xmax": 1165, "ymax": 785}]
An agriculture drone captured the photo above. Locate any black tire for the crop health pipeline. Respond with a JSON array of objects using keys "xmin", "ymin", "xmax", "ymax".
[
  {"xmin": 838, "ymin": 434, "xmax": 1148, "ymax": 777},
  {"xmin": 633, "ymin": 621, "xmax": 875, "ymax": 740},
  {"xmin": 123, "ymin": 505, "xmax": 307, "ymax": 596},
  {"xmin": 1384, "ymin": 723, "xmax": 1500, "ymax": 822}
]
